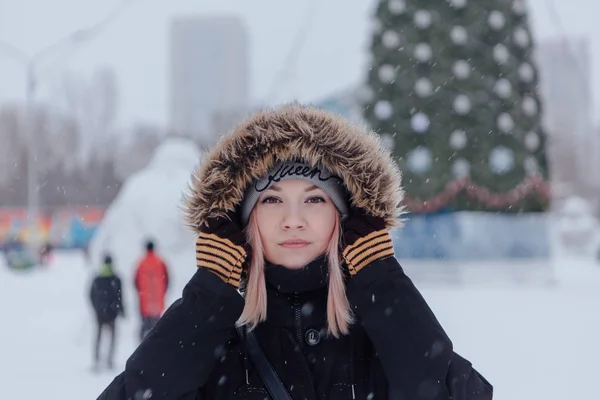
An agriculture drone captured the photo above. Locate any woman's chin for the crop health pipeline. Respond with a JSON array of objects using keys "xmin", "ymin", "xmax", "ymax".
[{"xmin": 268, "ymin": 253, "xmax": 315, "ymax": 270}]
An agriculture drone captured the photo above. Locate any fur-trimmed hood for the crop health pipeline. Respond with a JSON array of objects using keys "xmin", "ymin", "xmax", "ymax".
[{"xmin": 183, "ymin": 104, "xmax": 404, "ymax": 231}]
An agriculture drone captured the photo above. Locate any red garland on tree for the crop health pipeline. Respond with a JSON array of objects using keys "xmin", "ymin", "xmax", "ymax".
[{"xmin": 403, "ymin": 175, "xmax": 550, "ymax": 214}]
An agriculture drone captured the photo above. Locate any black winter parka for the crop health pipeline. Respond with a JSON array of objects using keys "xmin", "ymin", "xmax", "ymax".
[{"xmin": 98, "ymin": 256, "xmax": 492, "ymax": 400}]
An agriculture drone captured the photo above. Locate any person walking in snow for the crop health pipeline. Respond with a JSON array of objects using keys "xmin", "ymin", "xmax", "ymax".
[
  {"xmin": 38, "ymin": 241, "xmax": 53, "ymax": 266},
  {"xmin": 90, "ymin": 254, "xmax": 124, "ymax": 371},
  {"xmin": 98, "ymin": 104, "xmax": 492, "ymax": 399},
  {"xmin": 134, "ymin": 240, "xmax": 169, "ymax": 341}
]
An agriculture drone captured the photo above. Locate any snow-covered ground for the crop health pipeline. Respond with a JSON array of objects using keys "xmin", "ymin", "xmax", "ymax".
[
  {"xmin": 2, "ymin": 250, "xmax": 599, "ymax": 399},
  {"xmin": 4, "ymin": 139, "xmax": 599, "ymax": 399}
]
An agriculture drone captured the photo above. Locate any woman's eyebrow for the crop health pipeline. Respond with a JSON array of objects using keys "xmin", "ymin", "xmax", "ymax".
[{"xmin": 265, "ymin": 185, "xmax": 282, "ymax": 192}]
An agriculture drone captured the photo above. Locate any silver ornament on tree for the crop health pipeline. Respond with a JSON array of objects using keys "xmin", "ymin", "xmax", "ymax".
[
  {"xmin": 450, "ymin": 0, "xmax": 467, "ymax": 9},
  {"xmin": 453, "ymin": 158, "xmax": 471, "ymax": 178},
  {"xmin": 452, "ymin": 60, "xmax": 471, "ymax": 79},
  {"xmin": 414, "ymin": 43, "xmax": 433, "ymax": 62},
  {"xmin": 524, "ymin": 156, "xmax": 539, "ymax": 175},
  {"xmin": 449, "ymin": 129, "xmax": 468, "ymax": 150},
  {"xmin": 494, "ymin": 78, "xmax": 513, "ymax": 99},
  {"xmin": 513, "ymin": 27, "xmax": 530, "ymax": 48},
  {"xmin": 407, "ymin": 146, "xmax": 433, "ymax": 174},
  {"xmin": 378, "ymin": 64, "xmax": 396, "ymax": 83},
  {"xmin": 497, "ymin": 113, "xmax": 515, "ymax": 133},
  {"xmin": 493, "ymin": 44, "xmax": 510, "ymax": 64},
  {"xmin": 524, "ymin": 131, "xmax": 540, "ymax": 151},
  {"xmin": 453, "ymin": 94, "xmax": 472, "ymax": 115},
  {"xmin": 521, "ymin": 96, "xmax": 538, "ymax": 116},
  {"xmin": 489, "ymin": 146, "xmax": 515, "ymax": 175},
  {"xmin": 374, "ymin": 100, "xmax": 394, "ymax": 120},
  {"xmin": 414, "ymin": 10, "xmax": 433, "ymax": 29},
  {"xmin": 411, "ymin": 112, "xmax": 430, "ymax": 133},
  {"xmin": 488, "ymin": 10, "xmax": 506, "ymax": 30},
  {"xmin": 382, "ymin": 30, "xmax": 401, "ymax": 49},
  {"xmin": 518, "ymin": 63, "xmax": 534, "ymax": 82},
  {"xmin": 512, "ymin": 0, "xmax": 526, "ymax": 15},
  {"xmin": 415, "ymin": 77, "xmax": 434, "ymax": 97},
  {"xmin": 450, "ymin": 26, "xmax": 468, "ymax": 46},
  {"xmin": 388, "ymin": 0, "xmax": 406, "ymax": 15}
]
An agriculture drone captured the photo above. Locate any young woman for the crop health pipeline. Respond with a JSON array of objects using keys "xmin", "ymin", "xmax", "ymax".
[{"xmin": 98, "ymin": 104, "xmax": 492, "ymax": 400}]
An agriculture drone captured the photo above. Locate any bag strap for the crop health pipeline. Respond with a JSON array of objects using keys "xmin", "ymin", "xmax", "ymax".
[{"xmin": 236, "ymin": 326, "xmax": 293, "ymax": 400}]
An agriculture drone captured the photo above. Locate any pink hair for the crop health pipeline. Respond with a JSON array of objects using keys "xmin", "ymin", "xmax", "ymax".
[{"xmin": 236, "ymin": 212, "xmax": 353, "ymax": 337}]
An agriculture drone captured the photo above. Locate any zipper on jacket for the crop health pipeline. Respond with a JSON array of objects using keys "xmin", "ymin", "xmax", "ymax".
[{"xmin": 292, "ymin": 292, "xmax": 302, "ymax": 346}]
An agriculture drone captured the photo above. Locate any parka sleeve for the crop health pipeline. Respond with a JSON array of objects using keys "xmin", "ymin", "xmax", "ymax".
[
  {"xmin": 346, "ymin": 257, "xmax": 492, "ymax": 400},
  {"xmin": 97, "ymin": 268, "xmax": 245, "ymax": 400}
]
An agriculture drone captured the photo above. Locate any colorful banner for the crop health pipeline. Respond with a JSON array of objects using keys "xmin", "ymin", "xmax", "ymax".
[{"xmin": 0, "ymin": 207, "xmax": 105, "ymax": 249}]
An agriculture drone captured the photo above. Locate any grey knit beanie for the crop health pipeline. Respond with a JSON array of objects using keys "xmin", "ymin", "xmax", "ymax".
[{"xmin": 240, "ymin": 161, "xmax": 349, "ymax": 226}]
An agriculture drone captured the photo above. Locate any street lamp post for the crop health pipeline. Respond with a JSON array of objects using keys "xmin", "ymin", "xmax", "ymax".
[
  {"xmin": 24, "ymin": 65, "xmax": 38, "ymax": 246},
  {"xmin": 0, "ymin": 0, "xmax": 134, "ymax": 250}
]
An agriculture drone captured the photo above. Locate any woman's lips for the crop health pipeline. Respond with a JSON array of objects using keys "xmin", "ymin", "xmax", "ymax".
[{"xmin": 279, "ymin": 239, "xmax": 310, "ymax": 249}]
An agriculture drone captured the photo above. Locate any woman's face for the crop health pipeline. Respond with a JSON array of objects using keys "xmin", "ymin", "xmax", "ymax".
[{"xmin": 254, "ymin": 179, "xmax": 338, "ymax": 270}]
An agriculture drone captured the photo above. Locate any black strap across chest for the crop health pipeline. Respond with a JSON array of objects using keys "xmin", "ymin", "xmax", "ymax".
[{"xmin": 236, "ymin": 326, "xmax": 293, "ymax": 400}]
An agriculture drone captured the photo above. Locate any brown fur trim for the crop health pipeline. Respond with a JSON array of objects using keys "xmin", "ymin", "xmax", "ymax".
[{"xmin": 182, "ymin": 103, "xmax": 405, "ymax": 232}]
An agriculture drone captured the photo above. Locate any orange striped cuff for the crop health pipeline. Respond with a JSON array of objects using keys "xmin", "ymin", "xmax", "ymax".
[
  {"xmin": 195, "ymin": 232, "xmax": 247, "ymax": 288},
  {"xmin": 343, "ymin": 229, "xmax": 394, "ymax": 276}
]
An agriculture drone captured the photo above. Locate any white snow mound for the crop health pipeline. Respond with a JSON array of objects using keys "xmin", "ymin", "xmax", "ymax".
[{"xmin": 88, "ymin": 138, "xmax": 200, "ymax": 282}]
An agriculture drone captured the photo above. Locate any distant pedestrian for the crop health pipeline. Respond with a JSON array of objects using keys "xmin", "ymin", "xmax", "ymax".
[
  {"xmin": 134, "ymin": 240, "xmax": 169, "ymax": 341},
  {"xmin": 89, "ymin": 254, "xmax": 124, "ymax": 371},
  {"xmin": 38, "ymin": 241, "xmax": 53, "ymax": 266}
]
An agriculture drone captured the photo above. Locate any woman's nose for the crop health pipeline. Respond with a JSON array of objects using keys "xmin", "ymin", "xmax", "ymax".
[{"xmin": 281, "ymin": 207, "xmax": 306, "ymax": 229}]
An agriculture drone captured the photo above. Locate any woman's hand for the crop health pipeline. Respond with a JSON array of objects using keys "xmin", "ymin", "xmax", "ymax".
[
  {"xmin": 196, "ymin": 211, "xmax": 251, "ymax": 289},
  {"xmin": 342, "ymin": 207, "xmax": 394, "ymax": 276}
]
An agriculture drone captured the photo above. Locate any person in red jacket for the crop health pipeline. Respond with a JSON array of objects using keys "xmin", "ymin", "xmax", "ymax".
[{"xmin": 134, "ymin": 240, "xmax": 169, "ymax": 341}]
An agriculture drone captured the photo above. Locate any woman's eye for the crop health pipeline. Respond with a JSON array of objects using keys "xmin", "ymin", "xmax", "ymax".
[
  {"xmin": 261, "ymin": 196, "xmax": 280, "ymax": 204},
  {"xmin": 307, "ymin": 196, "xmax": 326, "ymax": 203}
]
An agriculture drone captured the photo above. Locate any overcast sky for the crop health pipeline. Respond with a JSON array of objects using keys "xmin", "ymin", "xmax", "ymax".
[{"xmin": 0, "ymin": 0, "xmax": 597, "ymax": 130}]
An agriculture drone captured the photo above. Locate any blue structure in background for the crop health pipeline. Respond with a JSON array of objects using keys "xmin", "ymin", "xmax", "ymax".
[
  {"xmin": 391, "ymin": 212, "xmax": 550, "ymax": 259},
  {"xmin": 61, "ymin": 217, "xmax": 99, "ymax": 249}
]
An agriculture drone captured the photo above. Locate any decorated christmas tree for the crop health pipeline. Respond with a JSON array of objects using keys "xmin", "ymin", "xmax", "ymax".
[{"xmin": 362, "ymin": 0, "xmax": 551, "ymax": 213}]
